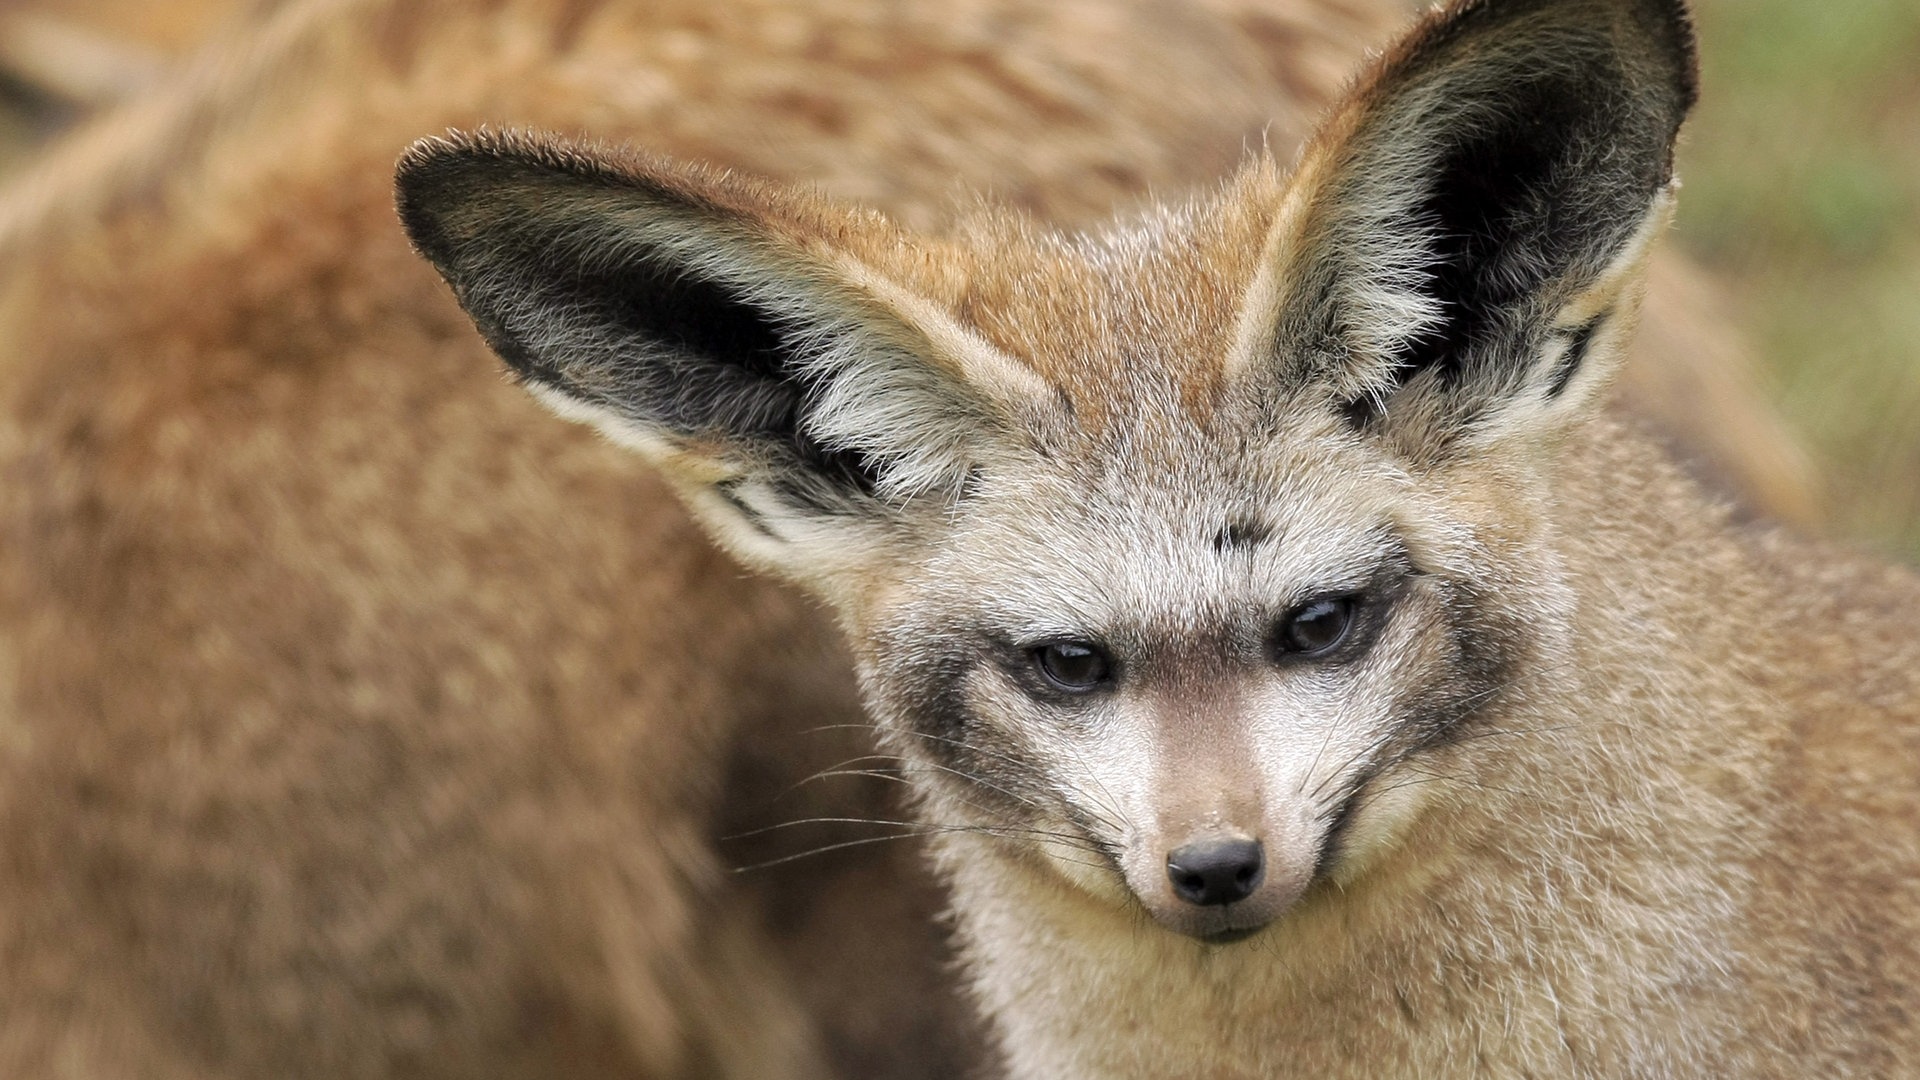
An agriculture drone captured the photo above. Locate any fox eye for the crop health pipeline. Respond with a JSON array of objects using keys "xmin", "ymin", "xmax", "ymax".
[
  {"xmin": 1033, "ymin": 642, "xmax": 1114, "ymax": 692},
  {"xmin": 1277, "ymin": 596, "xmax": 1358, "ymax": 658}
]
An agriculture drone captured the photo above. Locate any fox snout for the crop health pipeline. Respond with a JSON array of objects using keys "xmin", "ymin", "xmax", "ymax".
[
  {"xmin": 1126, "ymin": 817, "xmax": 1324, "ymax": 941},
  {"xmin": 1118, "ymin": 746, "xmax": 1329, "ymax": 940}
]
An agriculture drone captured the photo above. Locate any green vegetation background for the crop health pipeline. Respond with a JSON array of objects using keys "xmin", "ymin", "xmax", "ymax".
[
  {"xmin": 1683, "ymin": 0, "xmax": 1920, "ymax": 560},
  {"xmin": 2, "ymin": 0, "xmax": 1916, "ymax": 558}
]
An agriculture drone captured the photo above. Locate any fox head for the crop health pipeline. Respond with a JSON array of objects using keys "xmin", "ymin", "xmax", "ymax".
[{"xmin": 399, "ymin": 0, "xmax": 1696, "ymax": 941}]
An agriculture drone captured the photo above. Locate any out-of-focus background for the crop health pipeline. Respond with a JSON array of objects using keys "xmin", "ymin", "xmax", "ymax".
[
  {"xmin": 2, "ymin": 0, "xmax": 1916, "ymax": 560},
  {"xmin": 1682, "ymin": 0, "xmax": 1920, "ymax": 562}
]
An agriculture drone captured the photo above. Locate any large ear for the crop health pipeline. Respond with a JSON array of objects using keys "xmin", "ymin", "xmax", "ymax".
[
  {"xmin": 1247, "ymin": 0, "xmax": 1697, "ymax": 459},
  {"xmin": 395, "ymin": 130, "xmax": 1043, "ymax": 578}
]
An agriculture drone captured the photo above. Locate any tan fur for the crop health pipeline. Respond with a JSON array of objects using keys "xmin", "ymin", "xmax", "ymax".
[{"xmin": 0, "ymin": 0, "xmax": 1855, "ymax": 1077}]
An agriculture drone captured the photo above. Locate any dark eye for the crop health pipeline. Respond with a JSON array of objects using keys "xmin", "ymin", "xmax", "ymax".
[
  {"xmin": 1033, "ymin": 642, "xmax": 1113, "ymax": 692},
  {"xmin": 1277, "ymin": 596, "xmax": 1358, "ymax": 658}
]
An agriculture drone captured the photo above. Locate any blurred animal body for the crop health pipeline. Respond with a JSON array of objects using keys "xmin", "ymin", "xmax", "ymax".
[{"xmin": 0, "ymin": 0, "xmax": 1845, "ymax": 1076}]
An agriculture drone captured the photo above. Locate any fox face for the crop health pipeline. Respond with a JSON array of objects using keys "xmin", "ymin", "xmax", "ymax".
[
  {"xmin": 400, "ymin": 0, "xmax": 1695, "ymax": 940},
  {"xmin": 857, "ymin": 395, "xmax": 1556, "ymax": 940}
]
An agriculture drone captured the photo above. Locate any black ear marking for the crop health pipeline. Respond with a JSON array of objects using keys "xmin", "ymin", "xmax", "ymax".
[
  {"xmin": 527, "ymin": 248, "xmax": 802, "ymax": 434},
  {"xmin": 1339, "ymin": 390, "xmax": 1386, "ymax": 432},
  {"xmin": 1213, "ymin": 519, "xmax": 1274, "ymax": 552},
  {"xmin": 774, "ymin": 430, "xmax": 886, "ymax": 512},
  {"xmin": 395, "ymin": 128, "xmax": 994, "ymax": 534},
  {"xmin": 712, "ymin": 480, "xmax": 783, "ymax": 541},
  {"xmin": 1545, "ymin": 312, "xmax": 1609, "ymax": 400},
  {"xmin": 395, "ymin": 132, "xmax": 813, "ymax": 441},
  {"xmin": 1369, "ymin": 57, "xmax": 1672, "ymax": 400},
  {"xmin": 1281, "ymin": 0, "xmax": 1697, "ymax": 442},
  {"xmin": 1386, "ymin": 73, "xmax": 1610, "ymax": 392}
]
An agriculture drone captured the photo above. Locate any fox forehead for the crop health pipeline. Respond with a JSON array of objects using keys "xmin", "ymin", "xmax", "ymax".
[
  {"xmin": 910, "ymin": 428, "xmax": 1421, "ymax": 643},
  {"xmin": 915, "ymin": 162, "xmax": 1289, "ymax": 430}
]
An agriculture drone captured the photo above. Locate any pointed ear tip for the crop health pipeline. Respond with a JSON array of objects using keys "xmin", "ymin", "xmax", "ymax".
[
  {"xmin": 393, "ymin": 128, "xmax": 578, "ymax": 198},
  {"xmin": 392, "ymin": 142, "xmax": 487, "ymax": 265},
  {"xmin": 392, "ymin": 128, "xmax": 635, "ymax": 258},
  {"xmin": 393, "ymin": 127, "xmax": 773, "ymax": 239},
  {"xmin": 1618, "ymin": 0, "xmax": 1704, "ymax": 112},
  {"xmin": 391, "ymin": 129, "xmax": 510, "ymax": 238},
  {"xmin": 1612, "ymin": 0, "xmax": 1701, "ymax": 114},
  {"xmin": 396, "ymin": 128, "xmax": 504, "ymax": 184},
  {"xmin": 1667, "ymin": 2, "xmax": 1703, "ymax": 113},
  {"xmin": 393, "ymin": 136, "xmax": 459, "ymax": 259}
]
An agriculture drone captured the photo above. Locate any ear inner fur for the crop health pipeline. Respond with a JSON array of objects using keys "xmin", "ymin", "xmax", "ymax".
[
  {"xmin": 396, "ymin": 129, "xmax": 1048, "ymax": 540},
  {"xmin": 1227, "ymin": 0, "xmax": 1698, "ymax": 458}
]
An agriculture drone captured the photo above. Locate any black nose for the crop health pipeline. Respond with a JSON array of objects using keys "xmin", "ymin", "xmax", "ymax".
[{"xmin": 1166, "ymin": 838, "xmax": 1265, "ymax": 907}]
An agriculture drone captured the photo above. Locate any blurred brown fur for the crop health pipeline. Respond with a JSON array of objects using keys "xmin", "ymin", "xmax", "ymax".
[
  {"xmin": 0, "ymin": 0, "xmax": 249, "ymax": 116},
  {"xmin": 0, "ymin": 0, "xmax": 249, "ymax": 54},
  {"xmin": 0, "ymin": 0, "xmax": 1820, "ymax": 1076}
]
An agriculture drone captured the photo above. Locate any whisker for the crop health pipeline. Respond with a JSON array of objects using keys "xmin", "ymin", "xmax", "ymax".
[
  {"xmin": 1310, "ymin": 658, "xmax": 1589, "ymax": 806},
  {"xmin": 731, "ymin": 831, "xmax": 928, "ymax": 873},
  {"xmin": 799, "ymin": 767, "xmax": 1085, "ymax": 835},
  {"xmin": 729, "ymin": 818, "xmax": 1108, "ymax": 874},
  {"xmin": 1439, "ymin": 719, "xmax": 1615, "ymax": 747},
  {"xmin": 800, "ymin": 723, "xmax": 1033, "ymax": 777},
  {"xmin": 774, "ymin": 753, "xmax": 915, "ymax": 801},
  {"xmin": 791, "ymin": 722, "xmax": 1130, "ymax": 836},
  {"xmin": 779, "ymin": 751, "xmax": 1079, "ymax": 831},
  {"xmin": 723, "ymin": 815, "xmax": 937, "ymax": 841},
  {"xmin": 1380, "ymin": 766, "xmax": 1531, "ymax": 801},
  {"xmin": 727, "ymin": 812, "xmax": 1104, "ymax": 852},
  {"xmin": 792, "ymin": 722, "xmax": 886, "ymax": 738},
  {"xmin": 1310, "ymin": 727, "xmax": 1399, "ymax": 802},
  {"xmin": 1335, "ymin": 761, "xmax": 1538, "ymax": 822},
  {"xmin": 888, "ymin": 725, "xmax": 1128, "ymax": 833},
  {"xmin": 898, "ymin": 730, "xmax": 1124, "ymax": 825},
  {"xmin": 795, "ymin": 767, "xmax": 914, "ymax": 788},
  {"xmin": 912, "ymin": 760, "xmax": 1075, "ymax": 820},
  {"xmin": 1296, "ymin": 715, "xmax": 1342, "ymax": 799},
  {"xmin": 1037, "ymin": 729, "xmax": 1133, "ymax": 834}
]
